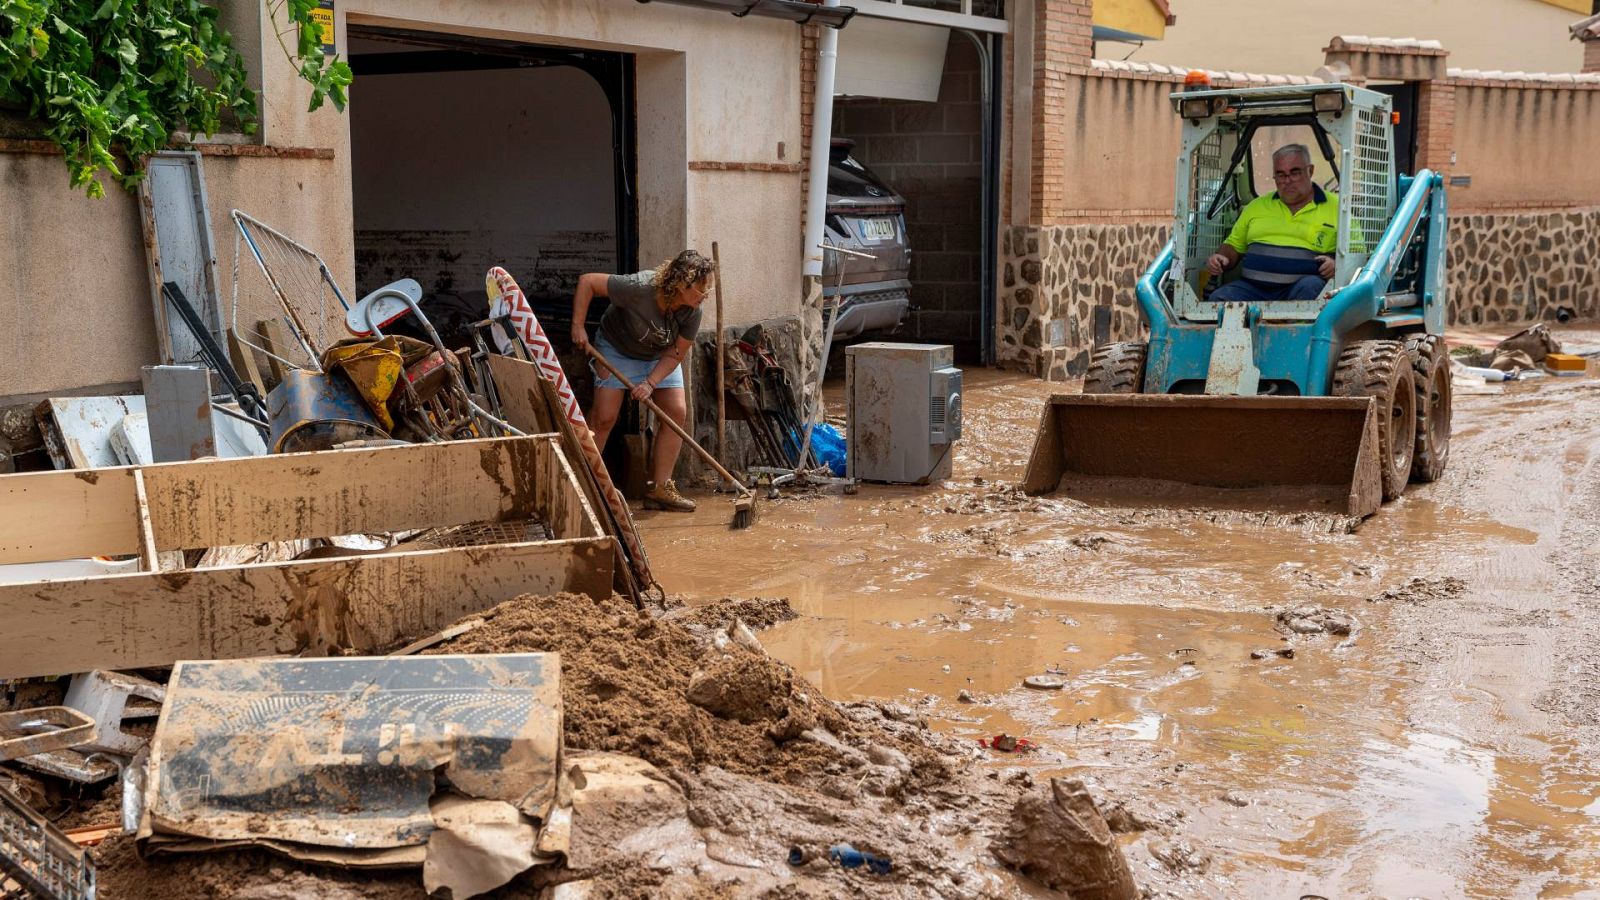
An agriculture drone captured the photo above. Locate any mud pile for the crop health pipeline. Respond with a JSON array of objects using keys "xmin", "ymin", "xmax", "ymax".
[
  {"xmin": 424, "ymin": 592, "xmax": 861, "ymax": 784},
  {"xmin": 1367, "ymin": 575, "xmax": 1468, "ymax": 605}
]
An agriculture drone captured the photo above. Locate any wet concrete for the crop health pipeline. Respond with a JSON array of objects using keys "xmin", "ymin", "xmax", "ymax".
[{"xmin": 640, "ymin": 337, "xmax": 1600, "ymax": 898}]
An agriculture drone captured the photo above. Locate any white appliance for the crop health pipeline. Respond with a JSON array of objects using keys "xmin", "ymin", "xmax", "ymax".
[{"xmin": 845, "ymin": 342, "xmax": 962, "ymax": 484}]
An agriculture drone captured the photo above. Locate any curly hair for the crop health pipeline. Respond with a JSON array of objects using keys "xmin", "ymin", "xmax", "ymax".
[{"xmin": 653, "ymin": 249, "xmax": 716, "ymax": 310}]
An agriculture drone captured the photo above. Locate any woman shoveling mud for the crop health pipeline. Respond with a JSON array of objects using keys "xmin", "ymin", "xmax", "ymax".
[{"xmin": 571, "ymin": 250, "xmax": 715, "ymax": 512}]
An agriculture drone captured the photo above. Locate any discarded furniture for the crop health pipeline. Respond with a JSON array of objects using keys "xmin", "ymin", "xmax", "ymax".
[
  {"xmin": 0, "ymin": 787, "xmax": 96, "ymax": 900},
  {"xmin": 139, "ymin": 150, "xmax": 225, "ymax": 368},
  {"xmin": 0, "ymin": 436, "xmax": 612, "ymax": 679},
  {"xmin": 139, "ymin": 654, "xmax": 564, "ymax": 896}
]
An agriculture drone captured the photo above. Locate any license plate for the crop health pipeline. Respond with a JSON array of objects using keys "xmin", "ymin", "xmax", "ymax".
[{"xmin": 858, "ymin": 217, "xmax": 896, "ymax": 241}]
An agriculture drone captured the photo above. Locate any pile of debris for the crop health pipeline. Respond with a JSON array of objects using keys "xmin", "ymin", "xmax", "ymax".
[{"xmin": 3, "ymin": 590, "xmax": 1152, "ymax": 899}]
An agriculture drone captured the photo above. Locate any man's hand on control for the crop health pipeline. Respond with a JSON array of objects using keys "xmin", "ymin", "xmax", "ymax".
[
  {"xmin": 1317, "ymin": 255, "xmax": 1336, "ymax": 279},
  {"xmin": 1205, "ymin": 253, "xmax": 1232, "ymax": 277}
]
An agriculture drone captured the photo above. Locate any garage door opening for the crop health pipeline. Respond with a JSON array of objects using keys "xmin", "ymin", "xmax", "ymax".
[
  {"xmin": 832, "ymin": 23, "xmax": 1001, "ymax": 367},
  {"xmin": 347, "ymin": 25, "xmax": 637, "ymax": 336}
]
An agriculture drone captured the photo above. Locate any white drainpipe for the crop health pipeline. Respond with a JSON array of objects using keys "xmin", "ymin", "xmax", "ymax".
[{"xmin": 801, "ymin": 0, "xmax": 841, "ymax": 278}]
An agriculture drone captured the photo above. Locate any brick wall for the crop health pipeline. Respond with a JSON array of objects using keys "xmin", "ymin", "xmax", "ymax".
[
  {"xmin": 1414, "ymin": 81, "xmax": 1456, "ymax": 174},
  {"xmin": 834, "ymin": 33, "xmax": 985, "ymax": 358},
  {"xmin": 1585, "ymin": 40, "xmax": 1600, "ymax": 75}
]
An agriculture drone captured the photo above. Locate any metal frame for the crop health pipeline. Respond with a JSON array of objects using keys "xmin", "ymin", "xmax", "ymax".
[{"xmin": 1168, "ymin": 83, "xmax": 1395, "ymax": 323}]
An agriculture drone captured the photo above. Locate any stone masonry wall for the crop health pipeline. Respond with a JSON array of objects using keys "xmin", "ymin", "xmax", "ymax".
[
  {"xmin": 1448, "ymin": 208, "xmax": 1600, "ymax": 326},
  {"xmin": 999, "ymin": 222, "xmax": 1167, "ymax": 379},
  {"xmin": 997, "ymin": 208, "xmax": 1600, "ymax": 380}
]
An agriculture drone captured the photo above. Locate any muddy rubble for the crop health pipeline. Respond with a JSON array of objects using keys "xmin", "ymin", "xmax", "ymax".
[{"xmin": 88, "ymin": 591, "xmax": 1155, "ymax": 899}]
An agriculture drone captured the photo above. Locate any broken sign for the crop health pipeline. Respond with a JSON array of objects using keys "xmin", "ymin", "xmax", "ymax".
[{"xmin": 138, "ymin": 654, "xmax": 563, "ymax": 884}]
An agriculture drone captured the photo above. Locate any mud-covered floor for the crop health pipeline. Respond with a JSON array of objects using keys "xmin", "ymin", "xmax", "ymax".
[{"xmin": 642, "ymin": 336, "xmax": 1600, "ymax": 898}]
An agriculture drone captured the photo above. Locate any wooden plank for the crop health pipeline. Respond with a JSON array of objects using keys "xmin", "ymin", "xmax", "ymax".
[
  {"xmin": 0, "ymin": 466, "xmax": 139, "ymax": 565},
  {"xmin": 490, "ymin": 353, "xmax": 561, "ymax": 435},
  {"xmin": 540, "ymin": 430, "xmax": 600, "ymax": 539},
  {"xmin": 227, "ymin": 327, "xmax": 268, "ymax": 397},
  {"xmin": 488, "ymin": 354, "xmax": 638, "ymax": 599},
  {"xmin": 139, "ymin": 435, "xmax": 562, "ymax": 550},
  {"xmin": 255, "ymin": 318, "xmax": 289, "ymax": 385},
  {"xmin": 133, "ymin": 470, "xmax": 161, "ymax": 571},
  {"xmin": 0, "ymin": 538, "xmax": 614, "ymax": 679}
]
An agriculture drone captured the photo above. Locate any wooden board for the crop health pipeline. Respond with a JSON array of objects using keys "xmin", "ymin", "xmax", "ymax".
[
  {"xmin": 489, "ymin": 354, "xmax": 634, "ymax": 592},
  {"xmin": 0, "ymin": 538, "xmax": 613, "ymax": 679},
  {"xmin": 0, "ymin": 466, "xmax": 139, "ymax": 565},
  {"xmin": 139, "ymin": 435, "xmax": 592, "ymax": 551},
  {"xmin": 227, "ymin": 327, "xmax": 268, "ymax": 397}
]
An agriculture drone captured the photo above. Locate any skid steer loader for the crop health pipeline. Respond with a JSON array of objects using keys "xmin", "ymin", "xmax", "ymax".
[{"xmin": 1023, "ymin": 81, "xmax": 1452, "ymax": 518}]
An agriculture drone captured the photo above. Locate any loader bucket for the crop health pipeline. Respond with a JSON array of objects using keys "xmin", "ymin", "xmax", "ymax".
[{"xmin": 1022, "ymin": 394, "xmax": 1383, "ymax": 518}]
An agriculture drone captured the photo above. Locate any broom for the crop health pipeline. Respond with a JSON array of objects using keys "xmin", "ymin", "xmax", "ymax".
[{"xmin": 586, "ymin": 344, "xmax": 758, "ymax": 529}]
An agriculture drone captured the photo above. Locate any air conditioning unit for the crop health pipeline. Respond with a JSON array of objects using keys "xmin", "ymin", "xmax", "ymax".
[{"xmin": 845, "ymin": 342, "xmax": 962, "ymax": 484}]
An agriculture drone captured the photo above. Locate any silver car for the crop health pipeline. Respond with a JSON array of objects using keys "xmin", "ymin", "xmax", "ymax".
[{"xmin": 823, "ymin": 138, "xmax": 911, "ymax": 339}]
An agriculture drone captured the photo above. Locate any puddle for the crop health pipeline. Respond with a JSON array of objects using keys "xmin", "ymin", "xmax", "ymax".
[{"xmin": 643, "ymin": 366, "xmax": 1600, "ymax": 896}]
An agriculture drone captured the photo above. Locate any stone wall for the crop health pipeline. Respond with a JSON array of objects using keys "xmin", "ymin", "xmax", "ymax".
[
  {"xmin": 999, "ymin": 221, "xmax": 1168, "ymax": 379},
  {"xmin": 1448, "ymin": 208, "xmax": 1600, "ymax": 326}
]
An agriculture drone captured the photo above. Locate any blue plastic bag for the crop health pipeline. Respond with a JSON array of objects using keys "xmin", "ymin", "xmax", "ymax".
[{"xmin": 808, "ymin": 423, "xmax": 847, "ymax": 477}]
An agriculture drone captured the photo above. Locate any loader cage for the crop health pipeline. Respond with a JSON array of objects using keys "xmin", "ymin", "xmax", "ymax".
[{"xmin": 1168, "ymin": 84, "xmax": 1397, "ymax": 324}]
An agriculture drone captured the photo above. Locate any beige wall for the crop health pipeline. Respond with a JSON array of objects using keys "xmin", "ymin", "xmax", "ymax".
[
  {"xmin": 1, "ymin": 0, "xmax": 806, "ymax": 400},
  {"xmin": 1449, "ymin": 81, "xmax": 1600, "ymax": 209},
  {"xmin": 1101, "ymin": 0, "xmax": 1585, "ymax": 76},
  {"xmin": 1050, "ymin": 73, "xmax": 1179, "ymax": 219}
]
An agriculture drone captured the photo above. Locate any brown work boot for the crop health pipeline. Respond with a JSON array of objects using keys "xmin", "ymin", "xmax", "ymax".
[{"xmin": 642, "ymin": 479, "xmax": 697, "ymax": 512}]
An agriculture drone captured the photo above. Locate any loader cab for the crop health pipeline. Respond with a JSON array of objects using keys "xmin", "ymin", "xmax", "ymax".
[{"xmin": 1167, "ymin": 83, "xmax": 1397, "ymax": 325}]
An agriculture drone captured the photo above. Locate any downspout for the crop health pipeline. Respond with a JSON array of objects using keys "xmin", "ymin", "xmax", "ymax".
[
  {"xmin": 959, "ymin": 28, "xmax": 994, "ymax": 365},
  {"xmin": 801, "ymin": 0, "xmax": 841, "ymax": 279}
]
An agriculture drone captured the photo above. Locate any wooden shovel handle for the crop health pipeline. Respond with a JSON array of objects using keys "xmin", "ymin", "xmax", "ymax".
[{"xmin": 586, "ymin": 344, "xmax": 749, "ymax": 494}]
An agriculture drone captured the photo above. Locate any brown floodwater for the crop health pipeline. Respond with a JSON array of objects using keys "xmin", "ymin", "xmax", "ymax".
[{"xmin": 640, "ymin": 354, "xmax": 1600, "ymax": 898}]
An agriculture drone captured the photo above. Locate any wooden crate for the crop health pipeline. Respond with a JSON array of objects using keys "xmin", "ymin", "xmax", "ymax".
[{"xmin": 0, "ymin": 436, "xmax": 612, "ymax": 679}]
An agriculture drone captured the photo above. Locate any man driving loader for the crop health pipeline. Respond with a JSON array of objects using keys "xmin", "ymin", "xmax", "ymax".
[{"xmin": 1204, "ymin": 143, "xmax": 1337, "ymax": 302}]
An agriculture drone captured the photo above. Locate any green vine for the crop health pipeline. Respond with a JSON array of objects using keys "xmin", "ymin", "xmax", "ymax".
[{"xmin": 0, "ymin": 0, "xmax": 351, "ymax": 197}]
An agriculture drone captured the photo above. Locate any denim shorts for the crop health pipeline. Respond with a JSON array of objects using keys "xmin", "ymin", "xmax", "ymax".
[{"xmin": 591, "ymin": 334, "xmax": 684, "ymax": 390}]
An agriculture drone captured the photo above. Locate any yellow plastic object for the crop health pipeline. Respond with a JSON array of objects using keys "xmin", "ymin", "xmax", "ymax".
[
  {"xmin": 320, "ymin": 336, "xmax": 425, "ymax": 431},
  {"xmin": 1544, "ymin": 353, "xmax": 1586, "ymax": 372}
]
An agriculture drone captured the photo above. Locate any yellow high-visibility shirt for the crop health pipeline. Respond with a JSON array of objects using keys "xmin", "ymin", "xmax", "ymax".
[{"xmin": 1223, "ymin": 186, "xmax": 1339, "ymax": 255}]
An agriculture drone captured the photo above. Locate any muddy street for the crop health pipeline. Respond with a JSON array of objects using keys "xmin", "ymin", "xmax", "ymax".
[{"xmin": 642, "ymin": 355, "xmax": 1600, "ymax": 897}]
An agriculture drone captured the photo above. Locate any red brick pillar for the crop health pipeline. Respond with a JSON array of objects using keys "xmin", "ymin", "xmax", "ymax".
[
  {"xmin": 1584, "ymin": 40, "xmax": 1600, "ymax": 75},
  {"xmin": 1414, "ymin": 80, "xmax": 1456, "ymax": 175},
  {"xmin": 1031, "ymin": 0, "xmax": 1093, "ymax": 223}
]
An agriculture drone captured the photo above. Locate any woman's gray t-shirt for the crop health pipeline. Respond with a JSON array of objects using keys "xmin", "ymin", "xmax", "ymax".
[{"xmin": 599, "ymin": 270, "xmax": 703, "ymax": 360}]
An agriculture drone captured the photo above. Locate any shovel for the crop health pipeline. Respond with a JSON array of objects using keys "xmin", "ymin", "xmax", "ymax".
[{"xmin": 586, "ymin": 345, "xmax": 757, "ymax": 529}]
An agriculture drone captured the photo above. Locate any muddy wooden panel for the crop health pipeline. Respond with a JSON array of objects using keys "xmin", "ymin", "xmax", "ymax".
[
  {"xmin": 490, "ymin": 354, "xmax": 562, "ymax": 436},
  {"xmin": 140, "ymin": 436, "xmax": 563, "ymax": 551},
  {"xmin": 540, "ymin": 434, "xmax": 600, "ymax": 539},
  {"xmin": 0, "ymin": 466, "xmax": 140, "ymax": 565},
  {"xmin": 0, "ymin": 538, "xmax": 613, "ymax": 679},
  {"xmin": 1022, "ymin": 394, "xmax": 1381, "ymax": 517},
  {"xmin": 489, "ymin": 354, "xmax": 631, "ymax": 592}
]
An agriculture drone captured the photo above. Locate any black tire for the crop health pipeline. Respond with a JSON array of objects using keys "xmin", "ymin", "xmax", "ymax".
[
  {"xmin": 1083, "ymin": 342, "xmax": 1148, "ymax": 394},
  {"xmin": 1332, "ymin": 340, "xmax": 1417, "ymax": 502},
  {"xmin": 1405, "ymin": 334, "xmax": 1452, "ymax": 483}
]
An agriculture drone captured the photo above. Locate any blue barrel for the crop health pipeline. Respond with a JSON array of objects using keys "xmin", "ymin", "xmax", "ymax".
[{"xmin": 266, "ymin": 369, "xmax": 389, "ymax": 453}]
